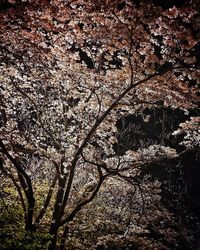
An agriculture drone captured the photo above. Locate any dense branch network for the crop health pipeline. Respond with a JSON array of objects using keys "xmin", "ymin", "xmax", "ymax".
[{"xmin": 0, "ymin": 1, "xmax": 200, "ymax": 249}]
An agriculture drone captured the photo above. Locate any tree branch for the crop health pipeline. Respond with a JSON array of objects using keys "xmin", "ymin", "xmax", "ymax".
[
  {"xmin": 35, "ymin": 173, "xmax": 58, "ymax": 225},
  {"xmin": 60, "ymin": 166, "xmax": 105, "ymax": 226},
  {"xmin": 0, "ymin": 139, "xmax": 35, "ymax": 230}
]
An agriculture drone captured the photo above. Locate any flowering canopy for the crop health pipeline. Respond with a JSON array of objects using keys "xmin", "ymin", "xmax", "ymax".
[{"xmin": 0, "ymin": 0, "xmax": 200, "ymax": 249}]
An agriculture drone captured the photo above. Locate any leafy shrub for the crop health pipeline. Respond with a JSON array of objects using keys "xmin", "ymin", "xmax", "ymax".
[{"xmin": 0, "ymin": 203, "xmax": 52, "ymax": 250}]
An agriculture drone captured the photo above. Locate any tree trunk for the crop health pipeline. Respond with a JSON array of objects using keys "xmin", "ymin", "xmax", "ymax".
[
  {"xmin": 49, "ymin": 224, "xmax": 59, "ymax": 250},
  {"xmin": 59, "ymin": 226, "xmax": 69, "ymax": 250}
]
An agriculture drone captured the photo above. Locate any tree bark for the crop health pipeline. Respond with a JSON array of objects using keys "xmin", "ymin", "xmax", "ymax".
[
  {"xmin": 59, "ymin": 226, "xmax": 69, "ymax": 250},
  {"xmin": 49, "ymin": 226, "xmax": 59, "ymax": 250}
]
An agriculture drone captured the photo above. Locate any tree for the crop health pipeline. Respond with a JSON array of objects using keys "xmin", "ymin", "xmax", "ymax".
[{"xmin": 0, "ymin": 0, "xmax": 200, "ymax": 249}]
